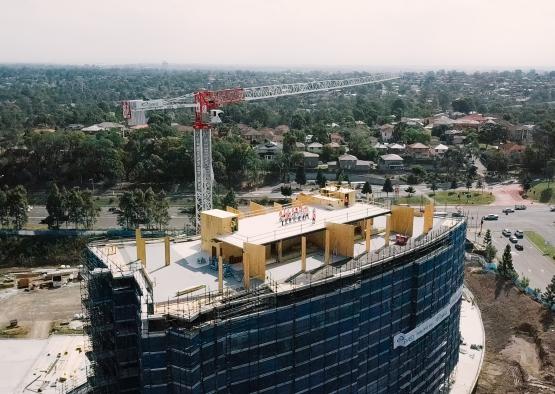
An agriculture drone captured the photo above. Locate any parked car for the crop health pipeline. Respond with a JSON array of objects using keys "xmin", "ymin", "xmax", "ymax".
[
  {"xmin": 550, "ymin": 206, "xmax": 555, "ymax": 212},
  {"xmin": 452, "ymin": 210, "xmax": 464, "ymax": 218},
  {"xmin": 515, "ymin": 244, "xmax": 523, "ymax": 251},
  {"xmin": 502, "ymin": 229, "xmax": 512, "ymax": 237},
  {"xmin": 483, "ymin": 214, "xmax": 499, "ymax": 220},
  {"xmin": 502, "ymin": 208, "xmax": 515, "ymax": 214},
  {"xmin": 514, "ymin": 230, "xmax": 523, "ymax": 238},
  {"xmin": 509, "ymin": 236, "xmax": 518, "ymax": 243},
  {"xmin": 514, "ymin": 205, "xmax": 526, "ymax": 210}
]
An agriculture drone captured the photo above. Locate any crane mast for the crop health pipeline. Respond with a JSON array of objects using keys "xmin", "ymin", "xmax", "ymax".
[{"xmin": 122, "ymin": 73, "xmax": 399, "ymax": 232}]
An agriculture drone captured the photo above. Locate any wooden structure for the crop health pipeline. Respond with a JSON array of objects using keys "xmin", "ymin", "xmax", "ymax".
[
  {"xmin": 319, "ymin": 186, "xmax": 357, "ymax": 208},
  {"xmin": 326, "ymin": 222, "xmax": 355, "ymax": 258},
  {"xmin": 200, "ymin": 209, "xmax": 238, "ymax": 254},
  {"xmin": 423, "ymin": 203, "xmax": 434, "ymax": 234},
  {"xmin": 390, "ymin": 205, "xmax": 415, "ymax": 237}
]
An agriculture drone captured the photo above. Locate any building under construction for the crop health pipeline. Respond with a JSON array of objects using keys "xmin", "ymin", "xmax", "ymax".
[{"xmin": 81, "ymin": 186, "xmax": 466, "ymax": 393}]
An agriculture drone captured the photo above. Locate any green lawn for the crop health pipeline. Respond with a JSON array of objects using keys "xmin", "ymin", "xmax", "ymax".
[
  {"xmin": 528, "ymin": 182, "xmax": 555, "ymax": 204},
  {"xmin": 428, "ymin": 190, "xmax": 495, "ymax": 205},
  {"xmin": 394, "ymin": 195, "xmax": 430, "ymax": 205},
  {"xmin": 524, "ymin": 231, "xmax": 555, "ymax": 259}
]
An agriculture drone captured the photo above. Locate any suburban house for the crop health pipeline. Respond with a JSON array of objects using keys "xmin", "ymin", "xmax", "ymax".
[
  {"xmin": 301, "ymin": 151, "xmax": 320, "ymax": 168},
  {"xmin": 307, "ymin": 142, "xmax": 324, "ymax": 154},
  {"xmin": 443, "ymin": 130, "xmax": 466, "ymax": 145},
  {"xmin": 509, "ymin": 124, "xmax": 535, "ymax": 145},
  {"xmin": 295, "ymin": 142, "xmax": 306, "ymax": 151},
  {"xmin": 81, "ymin": 122, "xmax": 127, "ymax": 133},
  {"xmin": 238, "ymin": 124, "xmax": 267, "ymax": 144},
  {"xmin": 431, "ymin": 144, "xmax": 449, "ymax": 158},
  {"xmin": 337, "ymin": 154, "xmax": 357, "ymax": 170},
  {"xmin": 328, "ymin": 154, "xmax": 374, "ymax": 172},
  {"xmin": 452, "ymin": 114, "xmax": 492, "ymax": 130},
  {"xmin": 380, "ymin": 124, "xmax": 395, "ymax": 141},
  {"xmin": 274, "ymin": 125, "xmax": 290, "ymax": 136},
  {"xmin": 326, "ymin": 142, "xmax": 342, "ymax": 153},
  {"xmin": 354, "ymin": 160, "xmax": 374, "ymax": 172},
  {"xmin": 329, "ymin": 133, "xmax": 344, "ymax": 144},
  {"xmin": 254, "ymin": 141, "xmax": 282, "ymax": 161},
  {"xmin": 378, "ymin": 154, "xmax": 404, "ymax": 171},
  {"xmin": 374, "ymin": 142, "xmax": 388, "ymax": 152},
  {"xmin": 500, "ymin": 142, "xmax": 526, "ymax": 160},
  {"xmin": 388, "ymin": 143, "xmax": 406, "ymax": 155},
  {"xmin": 430, "ymin": 115, "xmax": 454, "ymax": 128},
  {"xmin": 407, "ymin": 143, "xmax": 430, "ymax": 159}
]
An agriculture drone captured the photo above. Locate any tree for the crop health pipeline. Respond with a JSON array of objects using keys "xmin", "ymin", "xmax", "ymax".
[
  {"xmin": 152, "ymin": 190, "xmax": 170, "ymax": 230},
  {"xmin": 498, "ymin": 245, "xmax": 516, "ymax": 279},
  {"xmin": 0, "ymin": 189, "xmax": 7, "ymax": 228},
  {"xmin": 476, "ymin": 178, "xmax": 483, "ymax": 193},
  {"xmin": 391, "ymin": 98, "xmax": 405, "ymax": 119},
  {"xmin": 362, "ymin": 181, "xmax": 372, "ymax": 196},
  {"xmin": 484, "ymin": 243, "xmax": 497, "ymax": 263},
  {"xmin": 521, "ymin": 176, "xmax": 531, "ymax": 193},
  {"xmin": 65, "ymin": 188, "xmax": 85, "ymax": 229},
  {"xmin": 405, "ymin": 186, "xmax": 415, "ymax": 198},
  {"xmin": 430, "ymin": 180, "xmax": 438, "ymax": 195},
  {"xmin": 295, "ymin": 166, "xmax": 306, "ymax": 186},
  {"xmin": 382, "ymin": 177, "xmax": 394, "ymax": 197},
  {"xmin": 6, "ymin": 185, "xmax": 29, "ymax": 230},
  {"xmin": 484, "ymin": 229, "xmax": 492, "ymax": 246},
  {"xmin": 466, "ymin": 178, "xmax": 473, "ymax": 192},
  {"xmin": 80, "ymin": 189, "xmax": 100, "ymax": 230},
  {"xmin": 450, "ymin": 179, "xmax": 458, "ymax": 190},
  {"xmin": 407, "ymin": 174, "xmax": 419, "ymax": 185},
  {"xmin": 222, "ymin": 189, "xmax": 238, "ymax": 209},
  {"xmin": 320, "ymin": 175, "xmax": 327, "ymax": 188},
  {"xmin": 543, "ymin": 275, "xmax": 555, "ymax": 308},
  {"xmin": 46, "ymin": 183, "xmax": 65, "ymax": 229},
  {"xmin": 116, "ymin": 188, "xmax": 169, "ymax": 230},
  {"xmin": 316, "ymin": 169, "xmax": 326, "ymax": 188},
  {"xmin": 280, "ymin": 185, "xmax": 292, "ymax": 197},
  {"xmin": 451, "ymin": 98, "xmax": 473, "ymax": 113}
]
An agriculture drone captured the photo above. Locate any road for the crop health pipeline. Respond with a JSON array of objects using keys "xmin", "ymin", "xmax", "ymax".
[
  {"xmin": 28, "ymin": 206, "xmax": 193, "ymax": 230},
  {"xmin": 444, "ymin": 204, "xmax": 555, "ymax": 291}
]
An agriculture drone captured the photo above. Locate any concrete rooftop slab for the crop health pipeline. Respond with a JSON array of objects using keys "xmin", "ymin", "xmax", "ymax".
[{"xmin": 217, "ymin": 202, "xmax": 390, "ymax": 248}]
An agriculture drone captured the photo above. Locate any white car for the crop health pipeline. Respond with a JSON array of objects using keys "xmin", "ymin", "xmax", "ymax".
[{"xmin": 502, "ymin": 229, "xmax": 512, "ymax": 237}]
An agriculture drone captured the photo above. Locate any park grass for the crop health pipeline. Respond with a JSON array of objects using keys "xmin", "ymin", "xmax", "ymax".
[
  {"xmin": 528, "ymin": 182, "xmax": 555, "ymax": 204},
  {"xmin": 428, "ymin": 190, "xmax": 494, "ymax": 205},
  {"xmin": 524, "ymin": 231, "xmax": 555, "ymax": 260},
  {"xmin": 394, "ymin": 195, "xmax": 430, "ymax": 206}
]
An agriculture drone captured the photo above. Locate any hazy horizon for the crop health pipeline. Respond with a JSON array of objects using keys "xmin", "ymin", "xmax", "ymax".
[{"xmin": 1, "ymin": 0, "xmax": 554, "ymax": 70}]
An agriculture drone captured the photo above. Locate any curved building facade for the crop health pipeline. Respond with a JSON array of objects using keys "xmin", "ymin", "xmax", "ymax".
[{"xmin": 83, "ymin": 213, "xmax": 465, "ymax": 393}]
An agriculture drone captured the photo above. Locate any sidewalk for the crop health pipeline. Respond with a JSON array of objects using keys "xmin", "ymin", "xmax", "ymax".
[{"xmin": 450, "ymin": 287, "xmax": 485, "ymax": 394}]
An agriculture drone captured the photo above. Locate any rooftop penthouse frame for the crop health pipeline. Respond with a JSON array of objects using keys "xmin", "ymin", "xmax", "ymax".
[{"xmin": 87, "ymin": 187, "xmax": 458, "ymax": 325}]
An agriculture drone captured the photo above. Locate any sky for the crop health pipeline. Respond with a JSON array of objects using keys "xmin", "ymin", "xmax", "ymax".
[{"xmin": 1, "ymin": 0, "xmax": 554, "ymax": 70}]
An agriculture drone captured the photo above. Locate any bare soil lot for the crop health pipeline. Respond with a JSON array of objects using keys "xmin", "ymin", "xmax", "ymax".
[
  {"xmin": 0, "ymin": 283, "xmax": 82, "ymax": 339},
  {"xmin": 465, "ymin": 266, "xmax": 555, "ymax": 393}
]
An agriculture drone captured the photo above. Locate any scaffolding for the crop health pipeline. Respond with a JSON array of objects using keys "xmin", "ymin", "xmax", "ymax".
[
  {"xmin": 81, "ymin": 249, "xmax": 143, "ymax": 393},
  {"xmin": 85, "ymin": 218, "xmax": 466, "ymax": 393}
]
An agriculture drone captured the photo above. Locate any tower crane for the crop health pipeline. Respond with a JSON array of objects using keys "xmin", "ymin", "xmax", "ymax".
[{"xmin": 122, "ymin": 74, "xmax": 399, "ymax": 232}]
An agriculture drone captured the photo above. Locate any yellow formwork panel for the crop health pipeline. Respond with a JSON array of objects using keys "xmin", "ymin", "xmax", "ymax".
[
  {"xmin": 390, "ymin": 205, "xmax": 414, "ymax": 237},
  {"xmin": 249, "ymin": 201, "xmax": 267, "ymax": 215},
  {"xmin": 423, "ymin": 203, "xmax": 434, "ymax": 234},
  {"xmin": 326, "ymin": 222, "xmax": 355, "ymax": 258},
  {"xmin": 244, "ymin": 242, "xmax": 266, "ymax": 281}
]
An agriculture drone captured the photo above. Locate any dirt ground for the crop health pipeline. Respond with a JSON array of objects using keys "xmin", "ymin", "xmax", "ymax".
[
  {"xmin": 465, "ymin": 265, "xmax": 555, "ymax": 393},
  {"xmin": 0, "ymin": 283, "xmax": 82, "ymax": 339}
]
